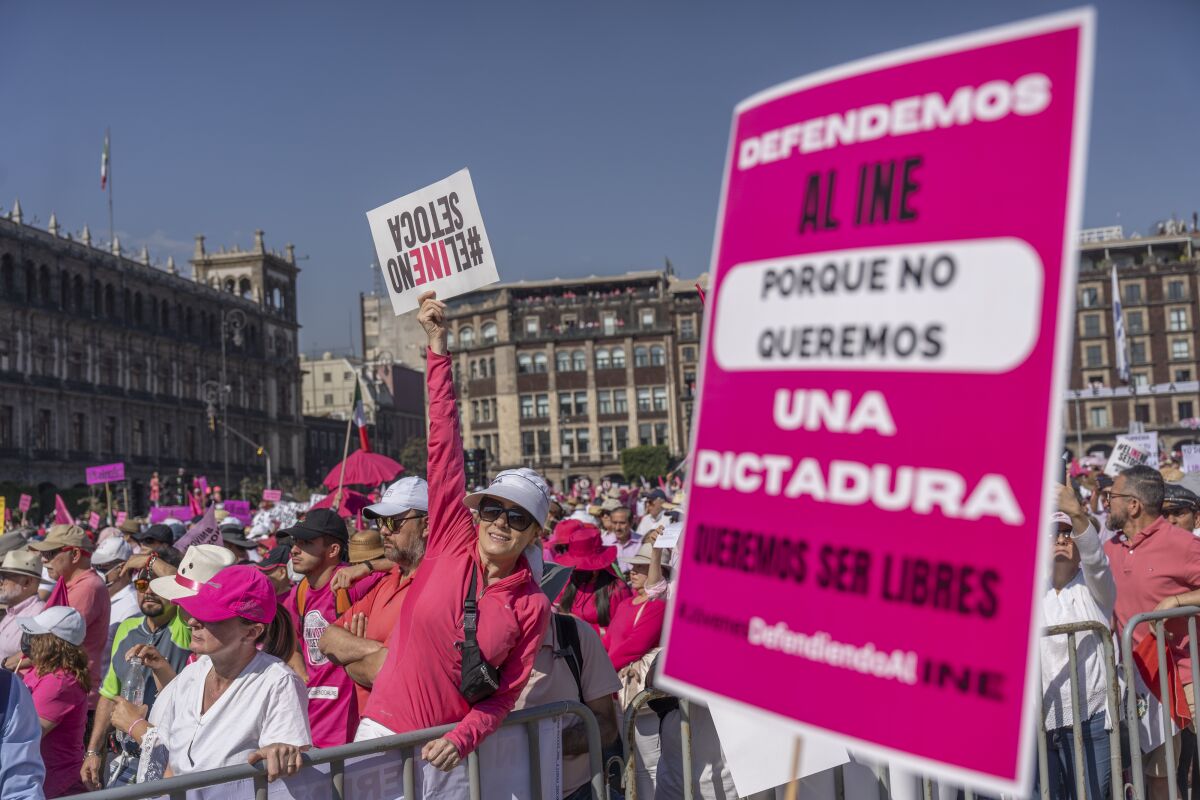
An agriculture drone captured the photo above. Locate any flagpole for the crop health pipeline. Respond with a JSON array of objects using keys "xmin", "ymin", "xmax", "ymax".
[
  {"xmin": 334, "ymin": 416, "xmax": 353, "ymax": 512},
  {"xmin": 106, "ymin": 128, "xmax": 115, "ymax": 248}
]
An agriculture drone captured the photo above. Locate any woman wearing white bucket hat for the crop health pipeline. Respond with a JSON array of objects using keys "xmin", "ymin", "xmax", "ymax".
[{"xmin": 356, "ymin": 291, "xmax": 551, "ymax": 782}]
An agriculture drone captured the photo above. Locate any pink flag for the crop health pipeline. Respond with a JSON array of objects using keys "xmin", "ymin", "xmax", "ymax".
[
  {"xmin": 54, "ymin": 494, "xmax": 72, "ymax": 525},
  {"xmin": 46, "ymin": 577, "xmax": 69, "ymax": 608},
  {"xmin": 175, "ymin": 505, "xmax": 220, "ymax": 550}
]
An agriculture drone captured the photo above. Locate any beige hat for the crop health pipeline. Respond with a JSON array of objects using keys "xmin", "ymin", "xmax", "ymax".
[
  {"xmin": 349, "ymin": 529, "xmax": 385, "ymax": 564},
  {"xmin": 0, "ymin": 550, "xmax": 42, "ymax": 579},
  {"xmin": 28, "ymin": 524, "xmax": 94, "ymax": 553},
  {"xmin": 627, "ymin": 539, "xmax": 657, "ymax": 567},
  {"xmin": 600, "ymin": 498, "xmax": 623, "ymax": 513},
  {"xmin": 150, "ymin": 544, "xmax": 236, "ymax": 600}
]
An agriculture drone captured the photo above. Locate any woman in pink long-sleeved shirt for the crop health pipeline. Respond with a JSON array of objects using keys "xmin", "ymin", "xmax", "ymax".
[{"xmin": 604, "ymin": 538, "xmax": 667, "ymax": 670}]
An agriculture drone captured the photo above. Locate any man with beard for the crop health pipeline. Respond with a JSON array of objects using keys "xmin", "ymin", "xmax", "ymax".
[
  {"xmin": 81, "ymin": 571, "xmax": 192, "ymax": 789},
  {"xmin": 318, "ymin": 477, "xmax": 428, "ymax": 708}
]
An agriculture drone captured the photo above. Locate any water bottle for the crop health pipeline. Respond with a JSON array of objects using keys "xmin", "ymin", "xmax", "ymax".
[{"xmin": 117, "ymin": 657, "xmax": 147, "ymax": 747}]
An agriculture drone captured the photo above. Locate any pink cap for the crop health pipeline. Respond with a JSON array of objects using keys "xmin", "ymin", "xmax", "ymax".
[{"xmin": 176, "ymin": 564, "xmax": 276, "ymax": 625}]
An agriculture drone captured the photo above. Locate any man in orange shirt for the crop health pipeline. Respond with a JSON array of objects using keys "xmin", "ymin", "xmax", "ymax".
[{"xmin": 319, "ymin": 477, "xmax": 429, "ymax": 705}]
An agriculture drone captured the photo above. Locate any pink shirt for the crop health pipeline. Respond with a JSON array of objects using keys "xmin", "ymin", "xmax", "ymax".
[
  {"xmin": 49, "ymin": 568, "xmax": 109, "ymax": 709},
  {"xmin": 362, "ymin": 349, "xmax": 550, "ymax": 756},
  {"xmin": 603, "ymin": 597, "xmax": 666, "ymax": 671},
  {"xmin": 556, "ymin": 578, "xmax": 632, "ymax": 637},
  {"xmin": 24, "ymin": 668, "xmax": 88, "ymax": 798},
  {"xmin": 1105, "ymin": 516, "xmax": 1200, "ymax": 677},
  {"xmin": 286, "ymin": 568, "xmax": 382, "ymax": 747},
  {"xmin": 0, "ymin": 594, "xmax": 45, "ymax": 661}
]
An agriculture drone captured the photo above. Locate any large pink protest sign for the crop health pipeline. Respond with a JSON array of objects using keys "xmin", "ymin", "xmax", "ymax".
[
  {"xmin": 86, "ymin": 462, "xmax": 125, "ymax": 485},
  {"xmin": 658, "ymin": 12, "xmax": 1093, "ymax": 791}
]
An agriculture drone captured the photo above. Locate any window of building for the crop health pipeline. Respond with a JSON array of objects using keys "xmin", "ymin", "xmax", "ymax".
[
  {"xmin": 525, "ymin": 317, "xmax": 540, "ymax": 336},
  {"xmin": 343, "ymin": 371, "xmax": 352, "ymax": 380},
  {"xmin": 131, "ymin": 419, "xmax": 144, "ymax": 455},
  {"xmin": 615, "ymin": 425, "xmax": 629, "ymax": 451},
  {"xmin": 683, "ymin": 370, "xmax": 696, "ymax": 396},
  {"xmin": 640, "ymin": 308, "xmax": 655, "ymax": 328},
  {"xmin": 653, "ymin": 386, "xmax": 668, "ymax": 411},
  {"xmin": 612, "ymin": 348, "xmax": 626, "ymax": 369},
  {"xmin": 323, "ymin": 372, "xmax": 332, "ymax": 383},
  {"xmin": 637, "ymin": 387, "xmax": 652, "ymax": 412},
  {"xmin": 600, "ymin": 427, "xmax": 615, "ymax": 455},
  {"xmin": 561, "ymin": 314, "xmax": 577, "ymax": 331},
  {"xmin": 1169, "ymin": 280, "xmax": 1187, "ymax": 301},
  {"xmin": 533, "ymin": 353, "xmax": 547, "ymax": 373},
  {"xmin": 1127, "ymin": 311, "xmax": 1145, "ymax": 333},
  {"xmin": 1135, "ymin": 404, "xmax": 1151, "ymax": 424},
  {"xmin": 613, "ymin": 389, "xmax": 628, "ymax": 414},
  {"xmin": 650, "ymin": 346, "xmax": 666, "ymax": 366},
  {"xmin": 481, "ymin": 322, "xmax": 498, "ymax": 345},
  {"xmin": 556, "ymin": 351, "xmax": 571, "ymax": 372},
  {"xmin": 560, "ymin": 428, "xmax": 588, "ymax": 458},
  {"xmin": 522, "ymin": 430, "xmax": 536, "ymax": 458},
  {"xmin": 1180, "ymin": 401, "xmax": 1195, "ymax": 421},
  {"xmin": 576, "ymin": 428, "xmax": 590, "ymax": 457},
  {"xmin": 680, "ymin": 317, "xmax": 696, "ymax": 338},
  {"xmin": 1084, "ymin": 345, "xmax": 1103, "ymax": 367},
  {"xmin": 602, "ymin": 312, "xmax": 617, "ymax": 336},
  {"xmin": 324, "ymin": 393, "xmax": 334, "ymax": 405},
  {"xmin": 598, "ymin": 390, "xmax": 613, "ymax": 415},
  {"xmin": 1088, "ymin": 407, "xmax": 1109, "ymax": 429},
  {"xmin": 71, "ymin": 413, "xmax": 85, "ymax": 451},
  {"xmin": 471, "ymin": 400, "xmax": 480, "ymax": 422},
  {"xmin": 1082, "ymin": 315, "xmax": 1100, "ymax": 336},
  {"xmin": 595, "ymin": 348, "xmax": 611, "ymax": 370},
  {"xmin": 0, "ymin": 406, "xmax": 12, "ymax": 447},
  {"xmin": 1080, "ymin": 287, "xmax": 1099, "ymax": 307},
  {"xmin": 1133, "ymin": 373, "xmax": 1149, "ymax": 388},
  {"xmin": 103, "ymin": 417, "xmax": 116, "ymax": 452},
  {"xmin": 1177, "ymin": 369, "xmax": 1192, "ymax": 382},
  {"xmin": 681, "ymin": 346, "xmax": 697, "ymax": 363},
  {"xmin": 1174, "ymin": 339, "xmax": 1191, "ymax": 360},
  {"xmin": 536, "ymin": 394, "xmax": 549, "ymax": 417},
  {"xmin": 1126, "ymin": 284, "xmax": 1142, "ymax": 304},
  {"xmin": 573, "ymin": 391, "xmax": 588, "ymax": 417},
  {"xmin": 558, "ymin": 391, "xmax": 574, "ymax": 416},
  {"xmin": 459, "ymin": 326, "xmax": 475, "ymax": 347},
  {"xmin": 638, "ymin": 423, "xmax": 653, "ymax": 446},
  {"xmin": 520, "ymin": 395, "xmax": 535, "ymax": 419},
  {"xmin": 1170, "ymin": 309, "xmax": 1189, "ymax": 332},
  {"xmin": 470, "ymin": 360, "xmax": 479, "ymax": 380},
  {"xmin": 1130, "ymin": 341, "xmax": 1147, "ymax": 364},
  {"xmin": 1085, "ymin": 374, "xmax": 1105, "ymax": 387},
  {"xmin": 446, "ymin": 330, "xmax": 456, "ymax": 348},
  {"xmin": 518, "ymin": 354, "xmax": 533, "ymax": 373},
  {"xmin": 654, "ymin": 423, "xmax": 668, "ymax": 445},
  {"xmin": 634, "ymin": 347, "xmax": 649, "ymax": 367},
  {"xmin": 572, "ymin": 350, "xmax": 587, "ymax": 372}
]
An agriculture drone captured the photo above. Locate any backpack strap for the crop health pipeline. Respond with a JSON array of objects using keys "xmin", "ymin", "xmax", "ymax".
[
  {"xmin": 335, "ymin": 587, "xmax": 352, "ymax": 617},
  {"xmin": 297, "ymin": 577, "xmax": 352, "ymax": 617},
  {"xmin": 296, "ymin": 579, "xmax": 309, "ymax": 617},
  {"xmin": 553, "ymin": 614, "xmax": 585, "ymax": 703}
]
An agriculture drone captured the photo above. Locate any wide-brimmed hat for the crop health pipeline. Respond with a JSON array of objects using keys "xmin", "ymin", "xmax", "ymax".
[
  {"xmin": 149, "ymin": 544, "xmax": 236, "ymax": 600},
  {"xmin": 548, "ymin": 518, "xmax": 583, "ymax": 547},
  {"xmin": 349, "ymin": 529, "xmax": 385, "ymax": 563},
  {"xmin": 0, "ymin": 549, "xmax": 42, "ymax": 580},
  {"xmin": 135, "ymin": 524, "xmax": 174, "ymax": 544},
  {"xmin": 554, "ymin": 525, "xmax": 617, "ymax": 572},
  {"xmin": 28, "ymin": 524, "xmax": 94, "ymax": 553},
  {"xmin": 364, "ymin": 477, "xmax": 429, "ymax": 519},
  {"xmin": 118, "ymin": 517, "xmax": 143, "ymax": 536},
  {"xmin": 464, "ymin": 468, "xmax": 551, "ymax": 528}
]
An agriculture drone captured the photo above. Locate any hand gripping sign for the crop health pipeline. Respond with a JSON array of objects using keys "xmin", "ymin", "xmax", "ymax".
[
  {"xmin": 658, "ymin": 11, "xmax": 1093, "ymax": 793},
  {"xmin": 366, "ymin": 169, "xmax": 499, "ymax": 316}
]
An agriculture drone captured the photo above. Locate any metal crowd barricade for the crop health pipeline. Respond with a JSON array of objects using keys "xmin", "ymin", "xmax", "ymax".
[
  {"xmin": 62, "ymin": 701, "xmax": 604, "ymax": 800},
  {"xmin": 622, "ymin": 689, "xmax": 693, "ymax": 800},
  {"xmin": 1122, "ymin": 605, "xmax": 1200, "ymax": 800}
]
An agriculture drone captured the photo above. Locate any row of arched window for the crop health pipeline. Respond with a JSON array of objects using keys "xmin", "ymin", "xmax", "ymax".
[
  {"xmin": 450, "ymin": 321, "xmax": 499, "ymax": 349},
  {"xmin": 512, "ymin": 345, "xmax": 667, "ymax": 374}
]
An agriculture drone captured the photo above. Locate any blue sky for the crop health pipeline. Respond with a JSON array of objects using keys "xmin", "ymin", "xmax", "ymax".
[{"xmin": 3, "ymin": 1, "xmax": 1197, "ymax": 354}]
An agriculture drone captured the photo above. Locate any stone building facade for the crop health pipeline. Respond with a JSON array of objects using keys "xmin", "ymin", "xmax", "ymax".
[
  {"xmin": 443, "ymin": 270, "xmax": 705, "ymax": 488},
  {"xmin": 361, "ymin": 290, "xmax": 428, "ymax": 372},
  {"xmin": 0, "ymin": 207, "xmax": 305, "ymax": 501}
]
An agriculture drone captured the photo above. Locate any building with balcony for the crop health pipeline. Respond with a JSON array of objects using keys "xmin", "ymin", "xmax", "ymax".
[
  {"xmin": 0, "ymin": 201, "xmax": 305, "ymax": 502},
  {"xmin": 441, "ymin": 269, "xmax": 705, "ymax": 488},
  {"xmin": 1065, "ymin": 226, "xmax": 1200, "ymax": 456}
]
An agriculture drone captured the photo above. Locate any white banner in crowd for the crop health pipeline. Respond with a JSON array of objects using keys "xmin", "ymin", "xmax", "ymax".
[
  {"xmin": 367, "ymin": 169, "xmax": 499, "ymax": 316},
  {"xmin": 1183, "ymin": 445, "xmax": 1200, "ymax": 474},
  {"xmin": 1105, "ymin": 432, "xmax": 1159, "ymax": 476}
]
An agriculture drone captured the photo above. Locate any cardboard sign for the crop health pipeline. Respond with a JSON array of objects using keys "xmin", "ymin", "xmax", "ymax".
[
  {"xmin": 654, "ymin": 519, "xmax": 684, "ymax": 549},
  {"xmin": 88, "ymin": 512, "xmax": 101, "ymax": 530},
  {"xmin": 1183, "ymin": 445, "xmax": 1200, "ymax": 474},
  {"xmin": 657, "ymin": 12, "xmax": 1093, "ymax": 793},
  {"xmin": 366, "ymin": 169, "xmax": 499, "ymax": 315},
  {"xmin": 17, "ymin": 494, "xmax": 30, "ymax": 513},
  {"xmin": 1105, "ymin": 433, "xmax": 1158, "ymax": 476},
  {"xmin": 86, "ymin": 462, "xmax": 125, "ymax": 485},
  {"xmin": 262, "ymin": 488, "xmax": 282, "ymax": 503}
]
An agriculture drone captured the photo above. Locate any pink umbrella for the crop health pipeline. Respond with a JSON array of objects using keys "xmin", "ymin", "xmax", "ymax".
[
  {"xmin": 321, "ymin": 450, "xmax": 404, "ymax": 490},
  {"xmin": 310, "ymin": 489, "xmax": 371, "ymax": 520}
]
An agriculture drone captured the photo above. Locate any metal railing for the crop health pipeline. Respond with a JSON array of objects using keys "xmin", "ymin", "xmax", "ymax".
[
  {"xmin": 62, "ymin": 701, "xmax": 603, "ymax": 800},
  {"xmin": 622, "ymin": 689, "xmax": 692, "ymax": 800}
]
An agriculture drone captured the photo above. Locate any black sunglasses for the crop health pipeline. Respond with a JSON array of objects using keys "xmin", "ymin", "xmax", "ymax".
[
  {"xmin": 478, "ymin": 500, "xmax": 535, "ymax": 532},
  {"xmin": 380, "ymin": 513, "xmax": 426, "ymax": 532}
]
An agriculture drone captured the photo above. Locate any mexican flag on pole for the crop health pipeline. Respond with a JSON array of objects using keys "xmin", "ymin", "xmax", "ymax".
[
  {"xmin": 101, "ymin": 131, "xmax": 110, "ymax": 190},
  {"xmin": 353, "ymin": 378, "xmax": 371, "ymax": 452}
]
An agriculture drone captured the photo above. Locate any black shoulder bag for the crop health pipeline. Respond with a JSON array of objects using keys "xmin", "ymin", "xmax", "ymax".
[{"xmin": 458, "ymin": 567, "xmax": 502, "ymax": 704}]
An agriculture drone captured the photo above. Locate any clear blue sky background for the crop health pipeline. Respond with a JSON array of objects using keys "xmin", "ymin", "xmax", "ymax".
[{"xmin": 3, "ymin": 1, "xmax": 1197, "ymax": 354}]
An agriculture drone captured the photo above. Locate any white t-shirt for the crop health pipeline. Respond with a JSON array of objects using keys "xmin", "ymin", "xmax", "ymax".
[{"xmin": 147, "ymin": 651, "xmax": 310, "ymax": 774}]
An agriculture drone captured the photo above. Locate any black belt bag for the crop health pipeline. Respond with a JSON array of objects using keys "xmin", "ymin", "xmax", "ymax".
[{"xmin": 458, "ymin": 568, "xmax": 501, "ymax": 704}]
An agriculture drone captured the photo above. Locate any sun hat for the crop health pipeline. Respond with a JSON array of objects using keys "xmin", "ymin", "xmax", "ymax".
[
  {"xmin": 18, "ymin": 606, "xmax": 85, "ymax": 646},
  {"xmin": 92, "ymin": 537, "xmax": 133, "ymax": 567},
  {"xmin": 464, "ymin": 468, "xmax": 551, "ymax": 528},
  {"xmin": 554, "ymin": 525, "xmax": 617, "ymax": 572},
  {"xmin": 599, "ymin": 498, "xmax": 623, "ymax": 514},
  {"xmin": 29, "ymin": 524, "xmax": 94, "ymax": 553},
  {"xmin": 176, "ymin": 565, "xmax": 276, "ymax": 625},
  {"xmin": 349, "ymin": 529, "xmax": 385, "ymax": 564},
  {"xmin": 149, "ymin": 544, "xmax": 237, "ymax": 600},
  {"xmin": 0, "ymin": 550, "xmax": 42, "ymax": 580},
  {"xmin": 118, "ymin": 517, "xmax": 143, "ymax": 536},
  {"xmin": 627, "ymin": 539, "xmax": 658, "ymax": 567},
  {"xmin": 364, "ymin": 477, "xmax": 429, "ymax": 519},
  {"xmin": 135, "ymin": 524, "xmax": 174, "ymax": 544},
  {"xmin": 281, "ymin": 508, "xmax": 349, "ymax": 544}
]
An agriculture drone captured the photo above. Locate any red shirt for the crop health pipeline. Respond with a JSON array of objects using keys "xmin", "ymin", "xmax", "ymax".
[
  {"xmin": 1105, "ymin": 516, "xmax": 1200, "ymax": 677},
  {"xmin": 361, "ymin": 349, "xmax": 550, "ymax": 756},
  {"xmin": 603, "ymin": 597, "xmax": 666, "ymax": 671},
  {"xmin": 48, "ymin": 567, "xmax": 109, "ymax": 709},
  {"xmin": 336, "ymin": 567, "xmax": 415, "ymax": 709}
]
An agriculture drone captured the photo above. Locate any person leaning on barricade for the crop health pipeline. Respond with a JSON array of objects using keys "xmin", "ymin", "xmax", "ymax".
[
  {"xmin": 1103, "ymin": 465, "xmax": 1200, "ymax": 799},
  {"xmin": 354, "ymin": 290, "xmax": 551, "ymax": 785},
  {"xmin": 1036, "ymin": 484, "xmax": 1116, "ymax": 800},
  {"xmin": 112, "ymin": 565, "xmax": 309, "ymax": 783}
]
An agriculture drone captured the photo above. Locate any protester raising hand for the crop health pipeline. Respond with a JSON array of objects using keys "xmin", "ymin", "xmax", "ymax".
[
  {"xmin": 417, "ymin": 290, "xmax": 449, "ymax": 355},
  {"xmin": 1054, "ymin": 482, "xmax": 1089, "ymax": 535}
]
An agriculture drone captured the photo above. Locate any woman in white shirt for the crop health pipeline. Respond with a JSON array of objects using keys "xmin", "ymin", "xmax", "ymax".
[
  {"xmin": 112, "ymin": 565, "xmax": 311, "ymax": 783},
  {"xmin": 1038, "ymin": 484, "xmax": 1117, "ymax": 800}
]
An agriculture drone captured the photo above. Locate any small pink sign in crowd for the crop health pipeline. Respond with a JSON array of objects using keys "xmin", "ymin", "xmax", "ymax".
[
  {"xmin": 85, "ymin": 462, "xmax": 125, "ymax": 485},
  {"xmin": 659, "ymin": 11, "xmax": 1094, "ymax": 792},
  {"xmin": 262, "ymin": 489, "xmax": 282, "ymax": 503}
]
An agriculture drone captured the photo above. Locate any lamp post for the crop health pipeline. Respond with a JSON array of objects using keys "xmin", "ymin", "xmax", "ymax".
[{"xmin": 217, "ymin": 308, "xmax": 246, "ymax": 493}]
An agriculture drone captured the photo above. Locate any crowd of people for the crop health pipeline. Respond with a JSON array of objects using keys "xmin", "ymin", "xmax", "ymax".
[{"xmin": 0, "ymin": 291, "xmax": 701, "ymax": 800}]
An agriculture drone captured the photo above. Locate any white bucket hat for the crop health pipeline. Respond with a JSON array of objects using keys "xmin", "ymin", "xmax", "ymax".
[
  {"xmin": 364, "ymin": 477, "xmax": 430, "ymax": 519},
  {"xmin": 19, "ymin": 606, "xmax": 85, "ymax": 646},
  {"xmin": 149, "ymin": 544, "xmax": 236, "ymax": 600},
  {"xmin": 464, "ymin": 468, "xmax": 551, "ymax": 528}
]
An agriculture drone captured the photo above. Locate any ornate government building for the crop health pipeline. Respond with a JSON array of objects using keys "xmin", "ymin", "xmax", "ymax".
[{"xmin": 0, "ymin": 201, "xmax": 305, "ymax": 502}]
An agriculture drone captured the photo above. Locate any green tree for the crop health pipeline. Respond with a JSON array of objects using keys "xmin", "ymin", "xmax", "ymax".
[
  {"xmin": 399, "ymin": 437, "xmax": 428, "ymax": 479},
  {"xmin": 620, "ymin": 445, "xmax": 671, "ymax": 483}
]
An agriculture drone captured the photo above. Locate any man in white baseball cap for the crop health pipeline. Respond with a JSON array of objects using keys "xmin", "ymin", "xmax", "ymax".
[{"xmin": 0, "ymin": 550, "xmax": 46, "ymax": 661}]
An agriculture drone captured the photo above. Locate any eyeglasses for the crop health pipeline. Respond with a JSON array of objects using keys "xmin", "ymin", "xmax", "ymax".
[
  {"xmin": 39, "ymin": 547, "xmax": 76, "ymax": 560},
  {"xmin": 1105, "ymin": 492, "xmax": 1137, "ymax": 502},
  {"xmin": 478, "ymin": 500, "xmax": 535, "ymax": 532},
  {"xmin": 380, "ymin": 513, "xmax": 426, "ymax": 532},
  {"xmin": 134, "ymin": 578, "xmax": 151, "ymax": 592}
]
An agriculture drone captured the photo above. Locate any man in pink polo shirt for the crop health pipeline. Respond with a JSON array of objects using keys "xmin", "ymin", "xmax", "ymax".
[
  {"xmin": 1103, "ymin": 465, "xmax": 1200, "ymax": 798},
  {"xmin": 28, "ymin": 524, "xmax": 110, "ymax": 719}
]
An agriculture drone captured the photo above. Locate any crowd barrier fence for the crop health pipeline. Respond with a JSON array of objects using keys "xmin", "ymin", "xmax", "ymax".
[
  {"xmin": 621, "ymin": 689, "xmax": 693, "ymax": 800},
  {"xmin": 61, "ymin": 701, "xmax": 604, "ymax": 800}
]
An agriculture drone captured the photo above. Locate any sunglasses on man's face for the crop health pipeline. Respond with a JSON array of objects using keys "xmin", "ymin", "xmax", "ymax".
[
  {"xmin": 40, "ymin": 547, "xmax": 75, "ymax": 561},
  {"xmin": 381, "ymin": 513, "xmax": 426, "ymax": 532},
  {"xmin": 478, "ymin": 500, "xmax": 535, "ymax": 532}
]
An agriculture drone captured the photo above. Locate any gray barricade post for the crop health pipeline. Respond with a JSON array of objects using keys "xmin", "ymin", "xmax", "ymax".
[
  {"xmin": 1122, "ymin": 606, "xmax": 1200, "ymax": 800},
  {"xmin": 622, "ymin": 689, "xmax": 693, "ymax": 800},
  {"xmin": 61, "ymin": 700, "xmax": 603, "ymax": 800}
]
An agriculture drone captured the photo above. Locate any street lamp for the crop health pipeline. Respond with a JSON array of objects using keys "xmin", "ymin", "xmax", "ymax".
[{"xmin": 218, "ymin": 308, "xmax": 246, "ymax": 492}]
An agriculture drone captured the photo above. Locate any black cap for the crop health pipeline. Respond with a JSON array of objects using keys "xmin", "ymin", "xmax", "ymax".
[
  {"xmin": 256, "ymin": 543, "xmax": 292, "ymax": 571},
  {"xmin": 135, "ymin": 524, "xmax": 173, "ymax": 544},
  {"xmin": 1165, "ymin": 483, "xmax": 1200, "ymax": 510},
  {"xmin": 283, "ymin": 508, "xmax": 348, "ymax": 543},
  {"xmin": 222, "ymin": 530, "xmax": 258, "ymax": 550},
  {"xmin": 645, "ymin": 489, "xmax": 669, "ymax": 501}
]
